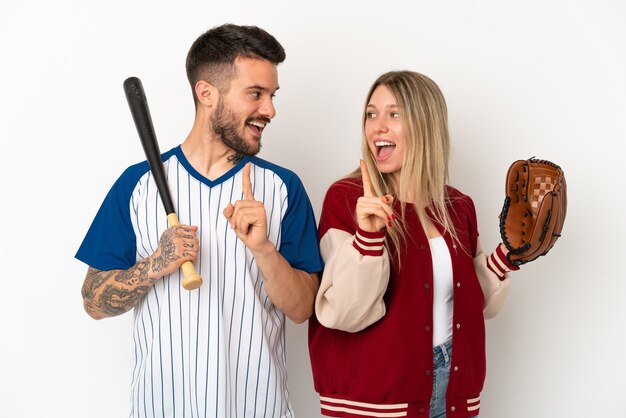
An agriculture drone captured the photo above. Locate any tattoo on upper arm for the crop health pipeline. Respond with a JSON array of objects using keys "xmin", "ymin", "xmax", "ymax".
[{"xmin": 81, "ymin": 267, "xmax": 109, "ymax": 300}]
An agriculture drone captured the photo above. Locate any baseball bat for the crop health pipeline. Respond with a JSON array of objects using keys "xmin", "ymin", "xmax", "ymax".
[{"xmin": 123, "ymin": 76, "xmax": 202, "ymax": 290}]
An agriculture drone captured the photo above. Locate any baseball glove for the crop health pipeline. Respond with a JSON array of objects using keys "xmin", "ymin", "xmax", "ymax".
[{"xmin": 499, "ymin": 158, "xmax": 567, "ymax": 266}]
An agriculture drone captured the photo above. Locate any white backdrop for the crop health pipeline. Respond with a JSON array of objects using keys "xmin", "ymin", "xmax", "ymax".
[{"xmin": 1, "ymin": 1, "xmax": 624, "ymax": 417}]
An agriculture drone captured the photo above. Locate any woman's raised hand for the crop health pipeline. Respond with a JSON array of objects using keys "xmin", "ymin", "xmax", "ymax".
[{"xmin": 356, "ymin": 160, "xmax": 395, "ymax": 233}]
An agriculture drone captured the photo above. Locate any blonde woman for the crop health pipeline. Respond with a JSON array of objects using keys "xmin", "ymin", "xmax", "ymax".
[{"xmin": 308, "ymin": 71, "xmax": 518, "ymax": 418}]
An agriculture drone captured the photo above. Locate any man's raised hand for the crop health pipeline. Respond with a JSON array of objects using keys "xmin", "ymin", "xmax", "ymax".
[{"xmin": 223, "ymin": 163, "xmax": 270, "ymax": 252}]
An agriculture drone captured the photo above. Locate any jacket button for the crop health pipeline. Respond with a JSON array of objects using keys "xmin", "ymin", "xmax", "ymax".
[
  {"xmin": 418, "ymin": 407, "xmax": 426, "ymax": 414},
  {"xmin": 424, "ymin": 283, "xmax": 431, "ymax": 290},
  {"xmin": 456, "ymin": 323, "xmax": 461, "ymax": 329},
  {"xmin": 453, "ymin": 365, "xmax": 459, "ymax": 372},
  {"xmin": 420, "ymin": 244, "xmax": 428, "ymax": 250},
  {"xmin": 425, "ymin": 369, "xmax": 431, "ymax": 376},
  {"xmin": 451, "ymin": 406, "xmax": 456, "ymax": 412},
  {"xmin": 456, "ymin": 282, "xmax": 461, "ymax": 288},
  {"xmin": 424, "ymin": 325, "xmax": 431, "ymax": 332}
]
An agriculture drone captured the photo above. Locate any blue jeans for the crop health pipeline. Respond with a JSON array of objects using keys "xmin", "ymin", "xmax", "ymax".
[{"xmin": 429, "ymin": 339, "xmax": 477, "ymax": 418}]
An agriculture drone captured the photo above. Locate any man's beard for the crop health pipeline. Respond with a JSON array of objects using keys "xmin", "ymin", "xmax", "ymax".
[{"xmin": 212, "ymin": 99, "xmax": 262, "ymax": 164}]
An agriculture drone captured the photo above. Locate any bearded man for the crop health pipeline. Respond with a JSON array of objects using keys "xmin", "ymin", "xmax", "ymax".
[{"xmin": 76, "ymin": 24, "xmax": 321, "ymax": 418}]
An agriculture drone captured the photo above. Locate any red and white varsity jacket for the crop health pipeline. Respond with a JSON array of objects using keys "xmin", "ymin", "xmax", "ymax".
[{"xmin": 308, "ymin": 178, "xmax": 515, "ymax": 418}]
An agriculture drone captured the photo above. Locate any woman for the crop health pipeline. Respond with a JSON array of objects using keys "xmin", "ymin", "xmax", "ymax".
[{"xmin": 308, "ymin": 71, "xmax": 519, "ymax": 418}]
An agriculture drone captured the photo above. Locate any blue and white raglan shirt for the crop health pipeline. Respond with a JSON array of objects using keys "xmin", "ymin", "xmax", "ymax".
[{"xmin": 76, "ymin": 146, "xmax": 322, "ymax": 418}]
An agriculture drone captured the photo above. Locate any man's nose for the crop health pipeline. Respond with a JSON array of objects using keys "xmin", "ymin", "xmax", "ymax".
[{"xmin": 259, "ymin": 97, "xmax": 276, "ymax": 119}]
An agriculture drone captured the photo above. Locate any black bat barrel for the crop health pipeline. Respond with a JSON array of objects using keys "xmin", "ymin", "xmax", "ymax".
[{"xmin": 123, "ymin": 77, "xmax": 175, "ymax": 215}]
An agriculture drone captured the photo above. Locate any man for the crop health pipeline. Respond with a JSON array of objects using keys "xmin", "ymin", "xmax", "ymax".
[{"xmin": 76, "ymin": 24, "xmax": 322, "ymax": 417}]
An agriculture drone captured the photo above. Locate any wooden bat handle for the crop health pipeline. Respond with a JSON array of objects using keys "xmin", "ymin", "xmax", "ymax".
[{"xmin": 167, "ymin": 213, "xmax": 203, "ymax": 290}]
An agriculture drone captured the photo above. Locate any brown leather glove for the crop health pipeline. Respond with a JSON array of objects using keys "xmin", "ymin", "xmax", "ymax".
[{"xmin": 500, "ymin": 158, "xmax": 567, "ymax": 266}]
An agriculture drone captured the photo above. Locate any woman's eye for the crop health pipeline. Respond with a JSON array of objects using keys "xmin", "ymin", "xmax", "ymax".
[
  {"xmin": 390, "ymin": 112, "xmax": 400, "ymax": 118},
  {"xmin": 366, "ymin": 112, "xmax": 376, "ymax": 118}
]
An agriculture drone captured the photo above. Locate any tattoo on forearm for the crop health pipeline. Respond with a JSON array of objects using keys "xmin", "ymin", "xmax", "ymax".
[
  {"xmin": 151, "ymin": 229, "xmax": 180, "ymax": 274},
  {"xmin": 82, "ymin": 260, "xmax": 154, "ymax": 318},
  {"xmin": 115, "ymin": 260, "xmax": 151, "ymax": 286},
  {"xmin": 99, "ymin": 284, "xmax": 153, "ymax": 316}
]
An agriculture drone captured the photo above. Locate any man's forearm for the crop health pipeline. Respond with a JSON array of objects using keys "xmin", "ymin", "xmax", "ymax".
[
  {"xmin": 81, "ymin": 260, "xmax": 155, "ymax": 320},
  {"xmin": 81, "ymin": 224, "xmax": 200, "ymax": 319},
  {"xmin": 252, "ymin": 243, "xmax": 319, "ymax": 324}
]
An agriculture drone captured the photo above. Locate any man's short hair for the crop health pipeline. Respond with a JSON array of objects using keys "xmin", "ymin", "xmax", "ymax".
[{"xmin": 186, "ymin": 24, "xmax": 286, "ymax": 104}]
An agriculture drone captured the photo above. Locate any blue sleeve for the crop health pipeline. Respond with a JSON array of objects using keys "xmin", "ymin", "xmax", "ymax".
[
  {"xmin": 75, "ymin": 164, "xmax": 145, "ymax": 271},
  {"xmin": 279, "ymin": 174, "xmax": 323, "ymax": 274}
]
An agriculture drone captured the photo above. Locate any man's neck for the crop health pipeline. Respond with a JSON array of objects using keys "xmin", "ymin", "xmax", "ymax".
[{"xmin": 181, "ymin": 120, "xmax": 240, "ymax": 181}]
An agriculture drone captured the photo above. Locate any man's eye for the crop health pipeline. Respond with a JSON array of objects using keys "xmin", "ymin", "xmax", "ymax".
[{"xmin": 250, "ymin": 92, "xmax": 260, "ymax": 99}]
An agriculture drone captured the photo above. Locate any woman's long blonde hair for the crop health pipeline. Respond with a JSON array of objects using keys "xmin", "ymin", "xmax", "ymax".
[{"xmin": 357, "ymin": 70, "xmax": 461, "ymax": 257}]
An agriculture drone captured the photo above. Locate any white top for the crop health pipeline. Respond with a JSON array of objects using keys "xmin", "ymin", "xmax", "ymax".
[{"xmin": 429, "ymin": 236, "xmax": 454, "ymax": 347}]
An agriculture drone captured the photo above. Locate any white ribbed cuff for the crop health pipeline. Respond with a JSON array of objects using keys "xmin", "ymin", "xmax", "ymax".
[
  {"xmin": 487, "ymin": 244, "xmax": 520, "ymax": 280},
  {"xmin": 352, "ymin": 227, "xmax": 386, "ymax": 256}
]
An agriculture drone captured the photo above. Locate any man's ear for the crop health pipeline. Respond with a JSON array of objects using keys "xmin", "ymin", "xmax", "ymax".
[{"xmin": 195, "ymin": 80, "xmax": 218, "ymax": 108}]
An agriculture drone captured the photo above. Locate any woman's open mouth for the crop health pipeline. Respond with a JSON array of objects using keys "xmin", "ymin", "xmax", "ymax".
[{"xmin": 375, "ymin": 140, "xmax": 396, "ymax": 160}]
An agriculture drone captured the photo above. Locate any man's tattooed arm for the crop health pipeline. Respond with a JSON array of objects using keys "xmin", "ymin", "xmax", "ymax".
[
  {"xmin": 80, "ymin": 225, "xmax": 198, "ymax": 319},
  {"xmin": 81, "ymin": 259, "xmax": 154, "ymax": 320}
]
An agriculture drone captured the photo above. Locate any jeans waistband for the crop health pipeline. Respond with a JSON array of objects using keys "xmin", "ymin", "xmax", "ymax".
[{"xmin": 433, "ymin": 338, "xmax": 452, "ymax": 368}]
